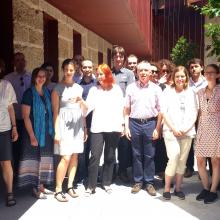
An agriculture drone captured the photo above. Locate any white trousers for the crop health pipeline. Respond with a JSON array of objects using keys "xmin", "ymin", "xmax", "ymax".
[{"xmin": 164, "ymin": 136, "xmax": 192, "ymax": 177}]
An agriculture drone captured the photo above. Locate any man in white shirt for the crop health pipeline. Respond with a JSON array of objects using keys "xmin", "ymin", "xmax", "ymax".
[
  {"xmin": 185, "ymin": 58, "xmax": 207, "ymax": 178},
  {"xmin": 4, "ymin": 52, "xmax": 31, "ymax": 182}
]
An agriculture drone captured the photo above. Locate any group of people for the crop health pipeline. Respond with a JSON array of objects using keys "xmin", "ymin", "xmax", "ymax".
[{"xmin": 0, "ymin": 45, "xmax": 220, "ymax": 207}]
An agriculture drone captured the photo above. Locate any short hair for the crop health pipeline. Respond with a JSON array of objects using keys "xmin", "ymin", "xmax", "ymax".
[
  {"xmin": 61, "ymin": 58, "xmax": 75, "ymax": 70},
  {"xmin": 171, "ymin": 66, "xmax": 189, "ymax": 89},
  {"xmin": 81, "ymin": 59, "xmax": 93, "ymax": 67},
  {"xmin": 41, "ymin": 62, "xmax": 55, "ymax": 70},
  {"xmin": 111, "ymin": 45, "xmax": 126, "ymax": 58},
  {"xmin": 31, "ymin": 67, "xmax": 47, "ymax": 86},
  {"xmin": 0, "ymin": 58, "xmax": 5, "ymax": 79},
  {"xmin": 14, "ymin": 52, "xmax": 25, "ymax": 60},
  {"xmin": 73, "ymin": 55, "xmax": 84, "ymax": 67},
  {"xmin": 187, "ymin": 58, "xmax": 203, "ymax": 68},
  {"xmin": 136, "ymin": 60, "xmax": 151, "ymax": 71},
  {"xmin": 97, "ymin": 63, "xmax": 115, "ymax": 89},
  {"xmin": 127, "ymin": 54, "xmax": 138, "ymax": 61}
]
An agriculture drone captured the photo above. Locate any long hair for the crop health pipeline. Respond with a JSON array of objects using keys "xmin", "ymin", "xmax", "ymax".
[{"xmin": 97, "ymin": 63, "xmax": 115, "ymax": 89}]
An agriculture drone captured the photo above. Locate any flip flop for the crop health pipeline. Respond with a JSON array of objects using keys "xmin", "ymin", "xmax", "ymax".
[{"xmin": 54, "ymin": 192, "xmax": 68, "ymax": 202}]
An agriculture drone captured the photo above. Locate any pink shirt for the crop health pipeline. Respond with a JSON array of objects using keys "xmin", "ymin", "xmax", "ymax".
[{"xmin": 125, "ymin": 81, "xmax": 162, "ymax": 118}]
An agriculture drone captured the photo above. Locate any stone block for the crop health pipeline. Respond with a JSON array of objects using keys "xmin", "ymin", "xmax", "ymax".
[
  {"xmin": 14, "ymin": 23, "xmax": 29, "ymax": 43},
  {"xmin": 29, "ymin": 29, "xmax": 43, "ymax": 46},
  {"xmin": 59, "ymin": 38, "xmax": 69, "ymax": 58},
  {"xmin": 59, "ymin": 24, "xmax": 72, "ymax": 40},
  {"xmin": 13, "ymin": 0, "xmax": 43, "ymax": 29},
  {"xmin": 88, "ymin": 31, "xmax": 98, "ymax": 49}
]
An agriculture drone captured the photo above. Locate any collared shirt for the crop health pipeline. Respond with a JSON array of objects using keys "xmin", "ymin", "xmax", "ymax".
[
  {"xmin": 4, "ymin": 71, "xmax": 31, "ymax": 119},
  {"xmin": 112, "ymin": 67, "xmax": 135, "ymax": 97},
  {"xmin": 125, "ymin": 81, "xmax": 162, "ymax": 119},
  {"xmin": 189, "ymin": 76, "xmax": 207, "ymax": 93},
  {"xmin": 79, "ymin": 77, "xmax": 97, "ymax": 100}
]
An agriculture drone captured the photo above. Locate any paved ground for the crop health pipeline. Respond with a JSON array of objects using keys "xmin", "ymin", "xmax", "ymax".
[{"xmin": 0, "ymin": 173, "xmax": 219, "ymax": 220}]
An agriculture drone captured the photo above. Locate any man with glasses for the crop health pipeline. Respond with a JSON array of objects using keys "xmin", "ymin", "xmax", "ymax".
[
  {"xmin": 111, "ymin": 46, "xmax": 135, "ymax": 183},
  {"xmin": 4, "ymin": 52, "xmax": 31, "ymax": 183}
]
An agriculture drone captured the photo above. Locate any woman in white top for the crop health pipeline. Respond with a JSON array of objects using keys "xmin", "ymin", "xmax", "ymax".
[
  {"xmin": 85, "ymin": 64, "xmax": 124, "ymax": 195},
  {"xmin": 0, "ymin": 59, "xmax": 18, "ymax": 206},
  {"xmin": 52, "ymin": 59, "xmax": 87, "ymax": 202},
  {"xmin": 161, "ymin": 66, "xmax": 198, "ymax": 200}
]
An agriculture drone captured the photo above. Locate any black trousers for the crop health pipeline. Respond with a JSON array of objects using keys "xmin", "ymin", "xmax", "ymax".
[{"xmin": 87, "ymin": 132, "xmax": 120, "ymax": 189}]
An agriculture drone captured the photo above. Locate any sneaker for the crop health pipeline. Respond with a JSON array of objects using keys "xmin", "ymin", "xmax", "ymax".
[
  {"xmin": 174, "ymin": 190, "xmax": 185, "ymax": 200},
  {"xmin": 146, "ymin": 184, "xmax": 156, "ymax": 196},
  {"xmin": 204, "ymin": 192, "xmax": 218, "ymax": 204},
  {"xmin": 163, "ymin": 191, "xmax": 171, "ymax": 200},
  {"xmin": 131, "ymin": 183, "xmax": 142, "ymax": 194},
  {"xmin": 196, "ymin": 189, "xmax": 209, "ymax": 201}
]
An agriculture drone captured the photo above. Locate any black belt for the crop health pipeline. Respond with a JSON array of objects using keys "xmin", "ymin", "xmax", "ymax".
[{"xmin": 131, "ymin": 117, "xmax": 157, "ymax": 124}]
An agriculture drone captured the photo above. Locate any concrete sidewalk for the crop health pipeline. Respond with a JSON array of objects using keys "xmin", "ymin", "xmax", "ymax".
[{"xmin": 0, "ymin": 174, "xmax": 219, "ymax": 220}]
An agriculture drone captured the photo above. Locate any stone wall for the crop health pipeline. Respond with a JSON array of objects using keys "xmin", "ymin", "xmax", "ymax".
[
  {"xmin": 13, "ymin": 0, "xmax": 112, "ymax": 79},
  {"xmin": 204, "ymin": 16, "xmax": 220, "ymax": 66}
]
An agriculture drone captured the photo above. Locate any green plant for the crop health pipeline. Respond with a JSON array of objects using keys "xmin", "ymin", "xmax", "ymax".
[
  {"xmin": 170, "ymin": 36, "xmax": 198, "ymax": 66},
  {"xmin": 195, "ymin": 0, "xmax": 220, "ymax": 61}
]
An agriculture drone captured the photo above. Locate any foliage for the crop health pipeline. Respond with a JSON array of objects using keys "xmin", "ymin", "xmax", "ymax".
[
  {"xmin": 170, "ymin": 36, "xmax": 198, "ymax": 67},
  {"xmin": 195, "ymin": 0, "xmax": 220, "ymax": 61}
]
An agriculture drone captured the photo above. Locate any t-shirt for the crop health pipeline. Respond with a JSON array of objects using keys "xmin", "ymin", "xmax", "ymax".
[{"xmin": 0, "ymin": 80, "xmax": 17, "ymax": 132}]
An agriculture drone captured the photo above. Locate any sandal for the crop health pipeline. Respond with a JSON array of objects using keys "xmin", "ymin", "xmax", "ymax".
[
  {"xmin": 6, "ymin": 192, "xmax": 16, "ymax": 207},
  {"xmin": 54, "ymin": 191, "xmax": 68, "ymax": 202},
  {"xmin": 67, "ymin": 187, "xmax": 79, "ymax": 198},
  {"xmin": 32, "ymin": 188, "xmax": 47, "ymax": 199}
]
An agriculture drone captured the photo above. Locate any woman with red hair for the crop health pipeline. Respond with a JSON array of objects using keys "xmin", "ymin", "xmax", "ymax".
[{"xmin": 85, "ymin": 63, "xmax": 124, "ymax": 195}]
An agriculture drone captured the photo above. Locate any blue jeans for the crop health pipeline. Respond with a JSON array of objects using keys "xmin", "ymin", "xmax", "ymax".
[{"xmin": 129, "ymin": 118, "xmax": 156, "ymax": 185}]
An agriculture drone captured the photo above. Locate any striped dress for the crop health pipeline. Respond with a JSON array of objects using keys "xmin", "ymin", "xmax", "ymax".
[{"xmin": 18, "ymin": 88, "xmax": 54, "ymax": 189}]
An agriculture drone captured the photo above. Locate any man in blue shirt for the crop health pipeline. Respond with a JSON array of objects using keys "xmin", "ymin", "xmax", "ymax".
[{"xmin": 111, "ymin": 46, "xmax": 135, "ymax": 183}]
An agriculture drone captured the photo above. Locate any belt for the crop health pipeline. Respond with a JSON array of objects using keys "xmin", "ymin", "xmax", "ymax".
[{"xmin": 131, "ymin": 117, "xmax": 157, "ymax": 124}]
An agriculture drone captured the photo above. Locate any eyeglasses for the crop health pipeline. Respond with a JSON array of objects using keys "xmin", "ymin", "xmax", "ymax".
[
  {"xmin": 20, "ymin": 76, "xmax": 24, "ymax": 86},
  {"xmin": 152, "ymin": 70, "xmax": 159, "ymax": 74},
  {"xmin": 162, "ymin": 70, "xmax": 169, "ymax": 73}
]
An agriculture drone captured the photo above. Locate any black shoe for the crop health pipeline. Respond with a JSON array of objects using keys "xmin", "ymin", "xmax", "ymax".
[
  {"xmin": 184, "ymin": 169, "xmax": 193, "ymax": 178},
  {"xmin": 204, "ymin": 192, "xmax": 218, "ymax": 204},
  {"xmin": 118, "ymin": 171, "xmax": 130, "ymax": 183},
  {"xmin": 174, "ymin": 190, "xmax": 185, "ymax": 200},
  {"xmin": 163, "ymin": 192, "xmax": 171, "ymax": 200},
  {"xmin": 196, "ymin": 189, "xmax": 209, "ymax": 201}
]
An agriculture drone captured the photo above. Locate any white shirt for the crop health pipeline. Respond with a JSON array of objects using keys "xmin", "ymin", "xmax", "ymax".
[
  {"xmin": 86, "ymin": 84, "xmax": 124, "ymax": 133},
  {"xmin": 189, "ymin": 76, "xmax": 207, "ymax": 93},
  {"xmin": 161, "ymin": 87, "xmax": 198, "ymax": 138},
  {"xmin": 0, "ymin": 80, "xmax": 17, "ymax": 132},
  {"xmin": 4, "ymin": 71, "xmax": 31, "ymax": 119}
]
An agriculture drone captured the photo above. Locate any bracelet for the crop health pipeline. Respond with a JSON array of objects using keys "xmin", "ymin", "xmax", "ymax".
[{"xmin": 12, "ymin": 125, "xmax": 17, "ymax": 127}]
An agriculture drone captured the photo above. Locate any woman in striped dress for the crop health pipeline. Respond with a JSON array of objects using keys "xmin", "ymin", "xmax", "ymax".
[{"xmin": 18, "ymin": 67, "xmax": 54, "ymax": 199}]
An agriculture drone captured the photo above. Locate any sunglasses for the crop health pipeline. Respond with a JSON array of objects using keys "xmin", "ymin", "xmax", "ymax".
[{"xmin": 20, "ymin": 76, "xmax": 24, "ymax": 86}]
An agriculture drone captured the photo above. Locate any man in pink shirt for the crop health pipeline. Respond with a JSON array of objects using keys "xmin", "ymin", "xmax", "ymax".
[{"xmin": 124, "ymin": 61, "xmax": 162, "ymax": 196}]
